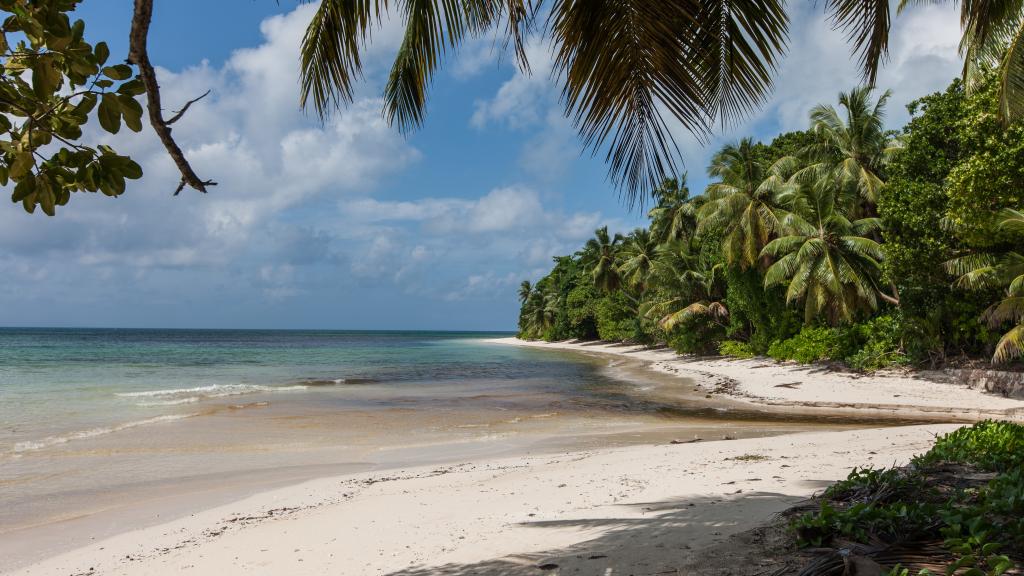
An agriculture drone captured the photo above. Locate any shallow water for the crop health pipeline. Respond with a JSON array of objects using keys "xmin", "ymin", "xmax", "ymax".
[{"xmin": 0, "ymin": 329, "xmax": 884, "ymax": 568}]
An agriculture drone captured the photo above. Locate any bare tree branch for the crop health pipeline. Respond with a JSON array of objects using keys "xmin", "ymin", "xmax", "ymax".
[
  {"xmin": 127, "ymin": 0, "xmax": 215, "ymax": 196},
  {"xmin": 166, "ymin": 89, "xmax": 211, "ymax": 126}
]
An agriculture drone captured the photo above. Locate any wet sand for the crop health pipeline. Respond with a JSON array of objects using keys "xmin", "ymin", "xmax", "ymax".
[{"xmin": 0, "ymin": 343, "xmax": 967, "ymax": 573}]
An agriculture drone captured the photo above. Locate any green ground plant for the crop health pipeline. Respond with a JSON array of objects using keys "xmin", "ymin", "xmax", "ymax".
[{"xmin": 793, "ymin": 421, "xmax": 1023, "ymax": 575}]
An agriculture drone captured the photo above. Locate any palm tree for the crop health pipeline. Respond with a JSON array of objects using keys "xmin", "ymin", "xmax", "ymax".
[
  {"xmin": 761, "ymin": 181, "xmax": 897, "ymax": 325},
  {"xmin": 947, "ymin": 208, "xmax": 1024, "ymax": 363},
  {"xmin": 618, "ymin": 228, "xmax": 658, "ymax": 292},
  {"xmin": 642, "ymin": 241, "xmax": 728, "ymax": 331},
  {"xmin": 518, "ymin": 280, "xmax": 532, "ymax": 305},
  {"xmin": 580, "ymin": 226, "xmax": 624, "ymax": 293},
  {"xmin": 798, "ymin": 86, "xmax": 894, "ymax": 207},
  {"xmin": 299, "ymin": 1, "xmax": 892, "ymax": 202},
  {"xmin": 698, "ymin": 138, "xmax": 796, "ymax": 270},
  {"xmin": 648, "ymin": 176, "xmax": 699, "ymax": 244}
]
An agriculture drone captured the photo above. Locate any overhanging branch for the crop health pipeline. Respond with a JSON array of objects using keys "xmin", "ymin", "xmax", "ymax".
[{"xmin": 127, "ymin": 0, "xmax": 215, "ymax": 196}]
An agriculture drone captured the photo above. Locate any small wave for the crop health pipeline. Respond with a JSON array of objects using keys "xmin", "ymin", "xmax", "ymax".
[
  {"xmin": 136, "ymin": 396, "xmax": 202, "ymax": 407},
  {"xmin": 300, "ymin": 377, "xmax": 379, "ymax": 386},
  {"xmin": 117, "ymin": 384, "xmax": 307, "ymax": 404},
  {"xmin": 12, "ymin": 414, "xmax": 197, "ymax": 453}
]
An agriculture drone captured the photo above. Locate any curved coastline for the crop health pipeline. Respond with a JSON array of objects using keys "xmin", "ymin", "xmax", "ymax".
[
  {"xmin": 8, "ymin": 340, "xmax": 1024, "ymax": 575},
  {"xmin": 485, "ymin": 337, "xmax": 1024, "ymax": 423}
]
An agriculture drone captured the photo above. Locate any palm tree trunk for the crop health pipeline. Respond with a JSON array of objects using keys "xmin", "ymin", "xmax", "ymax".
[{"xmin": 878, "ymin": 283, "xmax": 900, "ymax": 306}]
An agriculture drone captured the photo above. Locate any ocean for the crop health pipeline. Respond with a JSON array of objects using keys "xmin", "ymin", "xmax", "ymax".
[{"xmin": 0, "ymin": 328, "xmax": 853, "ymax": 566}]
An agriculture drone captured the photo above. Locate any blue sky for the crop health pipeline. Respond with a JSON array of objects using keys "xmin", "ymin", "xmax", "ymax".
[{"xmin": 0, "ymin": 1, "xmax": 964, "ymax": 330}]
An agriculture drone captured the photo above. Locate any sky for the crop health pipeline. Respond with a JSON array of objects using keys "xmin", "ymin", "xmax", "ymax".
[{"xmin": 0, "ymin": 1, "xmax": 965, "ymax": 331}]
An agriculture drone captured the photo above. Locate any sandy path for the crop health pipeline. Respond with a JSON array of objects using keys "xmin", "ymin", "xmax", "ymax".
[
  {"xmin": 489, "ymin": 338, "xmax": 1024, "ymax": 422},
  {"xmin": 7, "ymin": 425, "xmax": 957, "ymax": 576}
]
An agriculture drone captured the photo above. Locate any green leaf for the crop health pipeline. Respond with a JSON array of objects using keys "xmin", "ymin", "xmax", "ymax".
[
  {"xmin": 9, "ymin": 150, "xmax": 33, "ymax": 179},
  {"xmin": 94, "ymin": 41, "xmax": 109, "ymax": 66},
  {"xmin": 117, "ymin": 95, "xmax": 144, "ymax": 132},
  {"xmin": 98, "ymin": 93, "xmax": 121, "ymax": 134},
  {"xmin": 37, "ymin": 177, "xmax": 54, "ymax": 216},
  {"xmin": 117, "ymin": 157, "xmax": 143, "ymax": 180},
  {"xmin": 95, "ymin": 79, "xmax": 114, "ymax": 89},
  {"xmin": 991, "ymin": 558, "xmax": 1013, "ymax": 576},
  {"xmin": 101, "ymin": 64, "xmax": 133, "ymax": 81},
  {"xmin": 116, "ymin": 78, "xmax": 146, "ymax": 96},
  {"xmin": 74, "ymin": 93, "xmax": 98, "ymax": 116},
  {"xmin": 30, "ymin": 55, "xmax": 60, "ymax": 98},
  {"xmin": 11, "ymin": 173, "xmax": 34, "ymax": 202},
  {"xmin": 981, "ymin": 542, "xmax": 1002, "ymax": 555}
]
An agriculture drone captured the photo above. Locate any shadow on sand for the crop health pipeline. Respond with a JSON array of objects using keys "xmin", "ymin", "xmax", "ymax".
[{"xmin": 387, "ymin": 488, "xmax": 825, "ymax": 576}]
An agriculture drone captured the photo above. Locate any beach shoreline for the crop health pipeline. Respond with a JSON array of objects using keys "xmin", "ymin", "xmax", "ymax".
[
  {"xmin": 486, "ymin": 337, "xmax": 1024, "ymax": 423},
  {"xmin": 8, "ymin": 425, "xmax": 960, "ymax": 576},
  {"xmin": 8, "ymin": 337, "xmax": 1024, "ymax": 575}
]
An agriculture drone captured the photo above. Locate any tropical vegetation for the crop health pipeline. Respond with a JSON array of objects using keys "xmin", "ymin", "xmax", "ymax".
[
  {"xmin": 793, "ymin": 420, "xmax": 1024, "ymax": 575},
  {"xmin": 518, "ymin": 72, "xmax": 1024, "ymax": 369}
]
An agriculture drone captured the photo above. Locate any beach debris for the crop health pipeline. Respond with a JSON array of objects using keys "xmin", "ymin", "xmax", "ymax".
[
  {"xmin": 670, "ymin": 438, "xmax": 702, "ymax": 444},
  {"xmin": 537, "ymin": 562, "xmax": 560, "ymax": 570},
  {"xmin": 774, "ymin": 382, "xmax": 802, "ymax": 389}
]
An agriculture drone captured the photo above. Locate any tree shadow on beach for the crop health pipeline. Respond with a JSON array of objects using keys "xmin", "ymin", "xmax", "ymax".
[{"xmin": 386, "ymin": 490, "xmax": 815, "ymax": 576}]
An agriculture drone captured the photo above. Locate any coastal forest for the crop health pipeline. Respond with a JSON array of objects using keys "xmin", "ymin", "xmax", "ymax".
[{"xmin": 517, "ymin": 73, "xmax": 1024, "ymax": 371}]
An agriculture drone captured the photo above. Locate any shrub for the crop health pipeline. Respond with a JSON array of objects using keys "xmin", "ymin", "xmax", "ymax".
[
  {"xmin": 718, "ymin": 340, "xmax": 755, "ymax": 359},
  {"xmin": 843, "ymin": 314, "xmax": 910, "ymax": 372},
  {"xmin": 767, "ymin": 327, "xmax": 845, "ymax": 363},
  {"xmin": 794, "ymin": 421, "xmax": 1024, "ymax": 575},
  {"xmin": 595, "ymin": 293, "xmax": 635, "ymax": 341},
  {"xmin": 666, "ymin": 313, "xmax": 726, "ymax": 355},
  {"xmin": 915, "ymin": 420, "xmax": 1024, "ymax": 471}
]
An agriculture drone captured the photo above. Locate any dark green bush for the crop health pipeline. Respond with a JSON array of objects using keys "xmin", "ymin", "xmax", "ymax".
[
  {"xmin": 843, "ymin": 314, "xmax": 910, "ymax": 372},
  {"xmin": 667, "ymin": 315, "xmax": 725, "ymax": 355},
  {"xmin": 718, "ymin": 340, "xmax": 755, "ymax": 358},
  {"xmin": 767, "ymin": 327, "xmax": 846, "ymax": 363},
  {"xmin": 915, "ymin": 420, "xmax": 1024, "ymax": 471}
]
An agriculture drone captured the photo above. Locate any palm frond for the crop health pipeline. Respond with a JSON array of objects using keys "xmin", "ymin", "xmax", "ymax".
[
  {"xmin": 300, "ymin": 0, "xmax": 380, "ymax": 118},
  {"xmin": 992, "ymin": 323, "xmax": 1024, "ymax": 363},
  {"xmin": 824, "ymin": 0, "xmax": 891, "ymax": 84},
  {"xmin": 999, "ymin": 17, "xmax": 1024, "ymax": 122}
]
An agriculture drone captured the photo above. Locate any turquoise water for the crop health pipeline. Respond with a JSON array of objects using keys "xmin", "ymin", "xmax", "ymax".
[
  {"xmin": 1, "ymin": 328, "xmax": 865, "ymax": 560},
  {"xmin": 0, "ymin": 328, "xmax": 652, "ymax": 454}
]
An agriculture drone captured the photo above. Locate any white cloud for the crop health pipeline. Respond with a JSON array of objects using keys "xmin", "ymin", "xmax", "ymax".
[
  {"xmin": 471, "ymin": 4, "xmax": 964, "ymax": 192},
  {"xmin": 470, "ymin": 38, "xmax": 556, "ymax": 130}
]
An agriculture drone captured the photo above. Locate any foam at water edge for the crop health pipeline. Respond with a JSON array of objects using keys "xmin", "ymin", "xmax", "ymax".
[
  {"xmin": 11, "ymin": 413, "xmax": 199, "ymax": 453},
  {"xmin": 115, "ymin": 383, "xmax": 308, "ymax": 404}
]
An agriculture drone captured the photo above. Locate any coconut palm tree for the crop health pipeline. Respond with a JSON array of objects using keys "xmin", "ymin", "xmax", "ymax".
[
  {"xmin": 580, "ymin": 226, "xmax": 624, "ymax": 293},
  {"xmin": 299, "ymin": 0, "xmax": 893, "ymax": 202},
  {"xmin": 947, "ymin": 208, "xmax": 1024, "ymax": 363},
  {"xmin": 518, "ymin": 280, "xmax": 532, "ymax": 304},
  {"xmin": 799, "ymin": 86, "xmax": 894, "ymax": 207},
  {"xmin": 761, "ymin": 181, "xmax": 897, "ymax": 325},
  {"xmin": 648, "ymin": 176, "xmax": 699, "ymax": 245},
  {"xmin": 618, "ymin": 228, "xmax": 658, "ymax": 292},
  {"xmin": 642, "ymin": 241, "xmax": 728, "ymax": 331},
  {"xmin": 698, "ymin": 138, "xmax": 796, "ymax": 270}
]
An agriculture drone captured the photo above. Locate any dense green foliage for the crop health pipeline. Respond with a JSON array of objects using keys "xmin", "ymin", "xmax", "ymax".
[
  {"xmin": 794, "ymin": 421, "xmax": 1023, "ymax": 575},
  {"xmin": 519, "ymin": 73, "xmax": 1024, "ymax": 369},
  {"xmin": 1, "ymin": 0, "xmax": 145, "ymax": 215}
]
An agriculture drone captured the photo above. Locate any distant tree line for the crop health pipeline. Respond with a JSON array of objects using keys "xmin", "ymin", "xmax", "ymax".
[{"xmin": 519, "ymin": 73, "xmax": 1024, "ymax": 370}]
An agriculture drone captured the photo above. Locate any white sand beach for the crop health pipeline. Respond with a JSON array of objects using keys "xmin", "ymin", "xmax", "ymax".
[
  {"xmin": 10, "ymin": 338, "xmax": 1024, "ymax": 576},
  {"xmin": 9, "ymin": 425, "xmax": 957, "ymax": 576},
  {"xmin": 491, "ymin": 338, "xmax": 1024, "ymax": 422}
]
